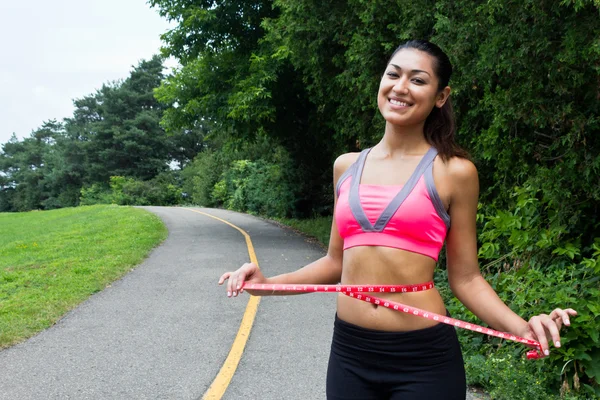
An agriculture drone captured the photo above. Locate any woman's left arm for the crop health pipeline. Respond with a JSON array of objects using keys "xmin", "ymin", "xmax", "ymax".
[{"xmin": 444, "ymin": 158, "xmax": 576, "ymax": 357}]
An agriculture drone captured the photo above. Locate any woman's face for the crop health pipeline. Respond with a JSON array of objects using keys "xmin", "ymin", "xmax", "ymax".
[{"xmin": 377, "ymin": 48, "xmax": 450, "ymax": 127}]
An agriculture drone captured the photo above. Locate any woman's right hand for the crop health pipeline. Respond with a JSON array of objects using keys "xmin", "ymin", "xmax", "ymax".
[{"xmin": 218, "ymin": 262, "xmax": 266, "ymax": 297}]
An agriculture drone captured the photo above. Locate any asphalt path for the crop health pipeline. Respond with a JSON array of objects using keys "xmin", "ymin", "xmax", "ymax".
[
  {"xmin": 0, "ymin": 206, "xmax": 482, "ymax": 400},
  {"xmin": 0, "ymin": 207, "xmax": 336, "ymax": 399}
]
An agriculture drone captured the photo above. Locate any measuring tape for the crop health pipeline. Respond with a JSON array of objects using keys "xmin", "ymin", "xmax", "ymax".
[{"xmin": 242, "ymin": 282, "xmax": 543, "ymax": 359}]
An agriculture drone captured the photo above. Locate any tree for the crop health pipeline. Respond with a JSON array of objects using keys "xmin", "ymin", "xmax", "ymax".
[
  {"xmin": 66, "ymin": 56, "xmax": 173, "ymax": 183},
  {"xmin": 0, "ymin": 123, "xmax": 60, "ymax": 211}
]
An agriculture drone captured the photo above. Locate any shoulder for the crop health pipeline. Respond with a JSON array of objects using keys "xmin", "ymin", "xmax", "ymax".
[
  {"xmin": 333, "ymin": 152, "xmax": 361, "ymax": 178},
  {"xmin": 433, "ymin": 155, "xmax": 478, "ymax": 185},
  {"xmin": 445, "ymin": 156, "xmax": 478, "ymax": 185},
  {"xmin": 433, "ymin": 155, "xmax": 478, "ymax": 203},
  {"xmin": 442, "ymin": 156, "xmax": 479, "ymax": 205}
]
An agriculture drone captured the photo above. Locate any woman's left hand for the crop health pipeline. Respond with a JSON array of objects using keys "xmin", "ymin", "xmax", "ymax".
[{"xmin": 520, "ymin": 308, "xmax": 578, "ymax": 357}]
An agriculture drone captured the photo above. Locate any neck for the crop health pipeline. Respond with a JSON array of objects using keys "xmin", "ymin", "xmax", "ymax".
[{"xmin": 375, "ymin": 121, "xmax": 429, "ymax": 157}]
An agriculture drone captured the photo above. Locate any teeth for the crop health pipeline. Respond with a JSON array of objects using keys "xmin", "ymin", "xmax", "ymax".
[{"xmin": 390, "ymin": 99, "xmax": 410, "ymax": 106}]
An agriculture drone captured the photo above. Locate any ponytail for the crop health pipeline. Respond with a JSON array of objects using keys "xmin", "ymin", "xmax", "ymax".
[{"xmin": 424, "ymin": 99, "xmax": 469, "ymax": 161}]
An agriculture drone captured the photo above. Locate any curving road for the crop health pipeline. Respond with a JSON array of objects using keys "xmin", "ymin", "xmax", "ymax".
[{"xmin": 0, "ymin": 207, "xmax": 483, "ymax": 400}]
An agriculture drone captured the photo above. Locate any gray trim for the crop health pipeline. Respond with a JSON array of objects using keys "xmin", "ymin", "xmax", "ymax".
[
  {"xmin": 336, "ymin": 162, "xmax": 356, "ymax": 198},
  {"xmin": 349, "ymin": 147, "xmax": 439, "ymax": 232},
  {"xmin": 373, "ymin": 148, "xmax": 438, "ymax": 230},
  {"xmin": 348, "ymin": 149, "xmax": 375, "ymax": 231},
  {"xmin": 424, "ymin": 165, "xmax": 451, "ymax": 229}
]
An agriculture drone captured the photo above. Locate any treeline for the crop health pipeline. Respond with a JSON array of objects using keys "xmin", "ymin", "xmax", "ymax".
[
  {"xmin": 1, "ymin": 0, "xmax": 599, "ymax": 397},
  {"xmin": 0, "ymin": 56, "xmax": 204, "ymax": 212}
]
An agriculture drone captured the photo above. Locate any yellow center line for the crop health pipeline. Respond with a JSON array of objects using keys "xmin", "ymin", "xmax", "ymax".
[{"xmin": 182, "ymin": 208, "xmax": 261, "ymax": 400}]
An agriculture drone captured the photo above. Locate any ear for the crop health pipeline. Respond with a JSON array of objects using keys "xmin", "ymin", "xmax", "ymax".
[{"xmin": 435, "ymin": 86, "xmax": 451, "ymax": 108}]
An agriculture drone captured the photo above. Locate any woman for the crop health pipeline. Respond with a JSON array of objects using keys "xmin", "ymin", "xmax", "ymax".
[{"xmin": 218, "ymin": 40, "xmax": 576, "ymax": 399}]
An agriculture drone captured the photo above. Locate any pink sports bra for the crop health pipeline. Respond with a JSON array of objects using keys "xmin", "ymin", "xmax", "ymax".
[{"xmin": 335, "ymin": 147, "xmax": 450, "ymax": 261}]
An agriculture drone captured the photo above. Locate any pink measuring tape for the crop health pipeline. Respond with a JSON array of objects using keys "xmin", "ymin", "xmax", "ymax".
[{"xmin": 243, "ymin": 281, "xmax": 543, "ymax": 359}]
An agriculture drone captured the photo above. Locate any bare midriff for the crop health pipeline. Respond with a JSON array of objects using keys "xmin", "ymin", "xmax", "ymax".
[{"xmin": 336, "ymin": 246, "xmax": 447, "ymax": 331}]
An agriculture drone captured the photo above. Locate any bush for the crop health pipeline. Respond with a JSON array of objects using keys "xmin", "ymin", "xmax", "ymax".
[
  {"xmin": 214, "ymin": 158, "xmax": 295, "ymax": 218},
  {"xmin": 466, "ymin": 352, "xmax": 561, "ymax": 400},
  {"xmin": 110, "ymin": 175, "xmax": 182, "ymax": 206},
  {"xmin": 79, "ymin": 184, "xmax": 113, "ymax": 206},
  {"xmin": 438, "ymin": 258, "xmax": 599, "ymax": 399},
  {"xmin": 80, "ymin": 174, "xmax": 182, "ymax": 207},
  {"xmin": 180, "ymin": 149, "xmax": 224, "ymax": 207}
]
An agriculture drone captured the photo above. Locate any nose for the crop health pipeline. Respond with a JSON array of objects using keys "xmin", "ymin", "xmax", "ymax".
[{"xmin": 393, "ymin": 78, "xmax": 409, "ymax": 95}]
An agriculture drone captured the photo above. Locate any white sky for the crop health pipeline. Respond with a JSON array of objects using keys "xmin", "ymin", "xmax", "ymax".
[{"xmin": 0, "ymin": 0, "xmax": 175, "ymax": 145}]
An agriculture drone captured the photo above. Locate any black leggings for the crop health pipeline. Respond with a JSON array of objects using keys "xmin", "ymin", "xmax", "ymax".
[{"xmin": 326, "ymin": 315, "xmax": 466, "ymax": 400}]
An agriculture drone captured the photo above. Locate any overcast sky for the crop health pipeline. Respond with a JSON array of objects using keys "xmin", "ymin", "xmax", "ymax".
[{"xmin": 0, "ymin": 0, "xmax": 174, "ymax": 145}]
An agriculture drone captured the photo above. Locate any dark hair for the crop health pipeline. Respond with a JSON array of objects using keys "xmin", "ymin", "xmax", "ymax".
[{"xmin": 389, "ymin": 40, "xmax": 469, "ymax": 161}]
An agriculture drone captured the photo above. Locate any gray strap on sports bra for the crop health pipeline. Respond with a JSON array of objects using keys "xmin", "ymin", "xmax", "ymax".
[
  {"xmin": 349, "ymin": 147, "xmax": 439, "ymax": 232},
  {"xmin": 336, "ymin": 160, "xmax": 357, "ymax": 197},
  {"xmin": 424, "ymin": 166, "xmax": 451, "ymax": 229}
]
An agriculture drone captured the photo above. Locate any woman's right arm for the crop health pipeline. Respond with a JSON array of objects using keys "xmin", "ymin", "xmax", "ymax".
[{"xmin": 218, "ymin": 153, "xmax": 356, "ymax": 297}]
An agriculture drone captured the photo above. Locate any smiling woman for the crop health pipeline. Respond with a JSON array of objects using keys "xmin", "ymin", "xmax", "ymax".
[
  {"xmin": 0, "ymin": 205, "xmax": 167, "ymax": 349},
  {"xmin": 219, "ymin": 39, "xmax": 577, "ymax": 400}
]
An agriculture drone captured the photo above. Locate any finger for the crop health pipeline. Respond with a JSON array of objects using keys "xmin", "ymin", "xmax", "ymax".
[
  {"xmin": 235, "ymin": 273, "xmax": 245, "ymax": 291},
  {"xmin": 552, "ymin": 317, "xmax": 563, "ymax": 331},
  {"xmin": 230, "ymin": 274, "xmax": 238, "ymax": 297},
  {"xmin": 233, "ymin": 272, "xmax": 248, "ymax": 297},
  {"xmin": 550, "ymin": 308, "xmax": 577, "ymax": 327},
  {"xmin": 529, "ymin": 317, "xmax": 550, "ymax": 356},
  {"xmin": 564, "ymin": 309, "xmax": 577, "ymax": 326},
  {"xmin": 227, "ymin": 274, "xmax": 237, "ymax": 297},
  {"xmin": 239, "ymin": 264, "xmax": 257, "ymax": 292},
  {"xmin": 218, "ymin": 272, "xmax": 231, "ymax": 285},
  {"xmin": 542, "ymin": 317, "xmax": 562, "ymax": 349},
  {"xmin": 555, "ymin": 311, "xmax": 569, "ymax": 329}
]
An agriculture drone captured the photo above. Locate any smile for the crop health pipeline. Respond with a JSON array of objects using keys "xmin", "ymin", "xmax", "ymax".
[{"xmin": 389, "ymin": 98, "xmax": 411, "ymax": 107}]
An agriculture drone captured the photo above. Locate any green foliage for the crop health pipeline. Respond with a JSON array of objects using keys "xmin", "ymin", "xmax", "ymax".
[
  {"xmin": 180, "ymin": 136, "xmax": 311, "ymax": 218},
  {"xmin": 151, "ymin": 0, "xmax": 337, "ymax": 216},
  {"xmin": 275, "ymin": 216, "xmax": 333, "ymax": 249},
  {"xmin": 0, "ymin": 126, "xmax": 56, "ymax": 211},
  {"xmin": 429, "ymin": 0, "xmax": 600, "ymax": 264},
  {"xmin": 113, "ymin": 174, "xmax": 182, "ymax": 206},
  {"xmin": 439, "ymin": 238, "xmax": 600, "ymax": 397},
  {"xmin": 215, "ymin": 158, "xmax": 294, "ymax": 218},
  {"xmin": 464, "ymin": 352, "xmax": 575, "ymax": 400},
  {"xmin": 0, "ymin": 55, "xmax": 198, "ymax": 212},
  {"xmin": 79, "ymin": 184, "xmax": 113, "ymax": 206},
  {"xmin": 80, "ymin": 175, "xmax": 182, "ymax": 207},
  {"xmin": 67, "ymin": 55, "xmax": 172, "ymax": 184},
  {"xmin": 469, "ymin": 182, "xmax": 600, "ymax": 393},
  {"xmin": 150, "ymin": 0, "xmax": 279, "ymax": 139},
  {"xmin": 180, "ymin": 149, "xmax": 225, "ymax": 207}
]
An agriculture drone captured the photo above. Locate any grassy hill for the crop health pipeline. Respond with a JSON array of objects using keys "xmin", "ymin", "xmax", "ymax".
[{"xmin": 0, "ymin": 205, "xmax": 167, "ymax": 348}]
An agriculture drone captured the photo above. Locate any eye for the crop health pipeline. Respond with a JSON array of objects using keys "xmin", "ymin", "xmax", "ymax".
[
  {"xmin": 412, "ymin": 78, "xmax": 426, "ymax": 84},
  {"xmin": 386, "ymin": 71, "xmax": 399, "ymax": 78}
]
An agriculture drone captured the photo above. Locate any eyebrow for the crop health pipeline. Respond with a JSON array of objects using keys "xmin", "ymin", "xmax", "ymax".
[{"xmin": 389, "ymin": 64, "xmax": 431, "ymax": 77}]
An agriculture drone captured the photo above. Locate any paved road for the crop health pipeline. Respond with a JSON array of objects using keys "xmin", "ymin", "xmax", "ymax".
[{"xmin": 0, "ymin": 207, "xmax": 482, "ymax": 399}]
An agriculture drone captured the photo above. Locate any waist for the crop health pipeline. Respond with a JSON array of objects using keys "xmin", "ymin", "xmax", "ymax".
[
  {"xmin": 341, "ymin": 246, "xmax": 437, "ymax": 286},
  {"xmin": 336, "ymin": 285, "xmax": 447, "ymax": 331}
]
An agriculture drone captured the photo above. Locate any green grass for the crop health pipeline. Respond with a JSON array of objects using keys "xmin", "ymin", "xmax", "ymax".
[
  {"xmin": 275, "ymin": 216, "xmax": 333, "ymax": 248},
  {"xmin": 0, "ymin": 205, "xmax": 167, "ymax": 349}
]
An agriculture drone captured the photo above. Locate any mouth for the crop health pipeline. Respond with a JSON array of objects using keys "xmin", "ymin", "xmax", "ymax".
[{"xmin": 389, "ymin": 98, "xmax": 412, "ymax": 107}]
